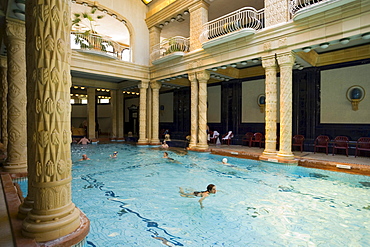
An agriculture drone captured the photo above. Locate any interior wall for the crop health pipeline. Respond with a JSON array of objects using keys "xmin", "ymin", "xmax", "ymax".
[
  {"xmin": 207, "ymin": 85, "xmax": 221, "ymax": 123},
  {"xmin": 321, "ymin": 63, "xmax": 370, "ymax": 123},
  {"xmin": 241, "ymin": 79, "xmax": 266, "ymax": 123},
  {"xmin": 160, "ymin": 92, "xmax": 173, "ymax": 122},
  {"xmin": 125, "ymin": 97, "xmax": 139, "ymax": 122}
]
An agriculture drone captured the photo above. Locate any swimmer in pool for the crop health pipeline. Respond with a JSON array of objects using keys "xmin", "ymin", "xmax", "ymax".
[
  {"xmin": 179, "ymin": 184, "xmax": 217, "ymax": 208},
  {"xmin": 110, "ymin": 151, "xmax": 118, "ymax": 158},
  {"xmin": 79, "ymin": 154, "xmax": 90, "ymax": 161},
  {"xmin": 222, "ymin": 158, "xmax": 229, "ymax": 165}
]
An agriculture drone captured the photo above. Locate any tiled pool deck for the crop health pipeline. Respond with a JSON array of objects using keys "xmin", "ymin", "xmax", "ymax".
[{"xmin": 1, "ymin": 142, "xmax": 369, "ymax": 246}]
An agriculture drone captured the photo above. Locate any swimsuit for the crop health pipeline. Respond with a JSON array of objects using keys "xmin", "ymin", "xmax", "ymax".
[{"xmin": 194, "ymin": 191, "xmax": 206, "ymax": 197}]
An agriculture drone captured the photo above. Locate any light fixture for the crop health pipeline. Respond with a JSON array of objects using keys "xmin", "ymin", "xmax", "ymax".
[
  {"xmin": 166, "ymin": 78, "xmax": 170, "ymax": 81},
  {"xmin": 106, "ymin": 90, "xmax": 110, "ymax": 92},
  {"xmin": 220, "ymin": 65, "xmax": 227, "ymax": 69},
  {"xmin": 74, "ymin": 86, "xmax": 78, "ymax": 89},
  {"xmin": 347, "ymin": 85, "xmax": 365, "ymax": 111},
  {"xmin": 123, "ymin": 91, "xmax": 127, "ymax": 94},
  {"xmin": 210, "ymin": 74, "xmax": 216, "ymax": 78},
  {"xmin": 362, "ymin": 33, "xmax": 370, "ymax": 40},
  {"xmin": 225, "ymin": 78, "xmax": 230, "ymax": 81},
  {"xmin": 230, "ymin": 63, "xmax": 237, "ymax": 68},
  {"xmin": 15, "ymin": 0, "xmax": 25, "ymax": 11},
  {"xmin": 294, "ymin": 64, "xmax": 300, "ymax": 69},
  {"xmin": 80, "ymin": 87, "xmax": 85, "ymax": 89},
  {"xmin": 159, "ymin": 24, "xmax": 164, "ymax": 28},
  {"xmin": 171, "ymin": 17, "xmax": 176, "ymax": 22},
  {"xmin": 257, "ymin": 94, "xmax": 266, "ymax": 113},
  {"xmin": 71, "ymin": 0, "xmax": 76, "ymax": 3},
  {"xmin": 302, "ymin": 47, "xmax": 311, "ymax": 53},
  {"xmin": 160, "ymin": 79, "xmax": 165, "ymax": 82},
  {"xmin": 122, "ymin": 20, "xmax": 126, "ymax": 24},
  {"xmin": 112, "ymin": 14, "xmax": 117, "ymax": 18},
  {"xmin": 215, "ymin": 76, "xmax": 220, "ymax": 79},
  {"xmin": 252, "ymin": 58, "xmax": 259, "ymax": 63},
  {"xmin": 339, "ymin": 38, "xmax": 350, "ymax": 45},
  {"xmin": 164, "ymin": 21, "xmax": 169, "ymax": 25},
  {"xmin": 176, "ymin": 14, "xmax": 185, "ymax": 22},
  {"xmin": 13, "ymin": 9, "xmax": 25, "ymax": 20},
  {"xmin": 82, "ymin": 2, "xmax": 88, "ymax": 6},
  {"xmin": 183, "ymin": 10, "xmax": 189, "ymax": 15},
  {"xmin": 211, "ymin": 67, "xmax": 218, "ymax": 71},
  {"xmin": 103, "ymin": 9, "xmax": 108, "ymax": 13},
  {"xmin": 97, "ymin": 88, "xmax": 101, "ymax": 91},
  {"xmin": 240, "ymin": 61, "xmax": 247, "ymax": 65},
  {"xmin": 298, "ymin": 66, "xmax": 304, "ymax": 70},
  {"xmin": 319, "ymin": 43, "xmax": 330, "ymax": 49}
]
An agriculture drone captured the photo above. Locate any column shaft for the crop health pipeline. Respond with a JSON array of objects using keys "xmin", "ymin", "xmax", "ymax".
[
  {"xmin": 0, "ymin": 56, "xmax": 8, "ymax": 149},
  {"xmin": 118, "ymin": 93, "xmax": 124, "ymax": 139},
  {"xmin": 87, "ymin": 88, "xmax": 96, "ymax": 139},
  {"xmin": 149, "ymin": 26, "xmax": 162, "ymax": 61},
  {"xmin": 22, "ymin": 0, "xmax": 82, "ymax": 241},
  {"xmin": 262, "ymin": 56, "xmax": 278, "ymax": 156},
  {"xmin": 4, "ymin": 19, "xmax": 27, "ymax": 173},
  {"xmin": 138, "ymin": 81, "xmax": 149, "ymax": 144},
  {"xmin": 111, "ymin": 90, "xmax": 117, "ymax": 138},
  {"xmin": 188, "ymin": 73, "xmax": 198, "ymax": 149},
  {"xmin": 197, "ymin": 70, "xmax": 210, "ymax": 150},
  {"xmin": 150, "ymin": 81, "xmax": 161, "ymax": 145},
  {"xmin": 277, "ymin": 52, "xmax": 295, "ymax": 159}
]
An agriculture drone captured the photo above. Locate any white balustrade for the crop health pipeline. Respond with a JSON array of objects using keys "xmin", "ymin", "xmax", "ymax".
[
  {"xmin": 71, "ymin": 31, "xmax": 129, "ymax": 60},
  {"xmin": 289, "ymin": 0, "xmax": 327, "ymax": 15},
  {"xmin": 150, "ymin": 36, "xmax": 190, "ymax": 61},
  {"xmin": 200, "ymin": 7, "xmax": 264, "ymax": 43}
]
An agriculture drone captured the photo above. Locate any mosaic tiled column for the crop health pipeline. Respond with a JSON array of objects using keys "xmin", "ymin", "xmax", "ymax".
[
  {"xmin": 87, "ymin": 87, "xmax": 96, "ymax": 139},
  {"xmin": 138, "ymin": 81, "xmax": 149, "ymax": 144},
  {"xmin": 262, "ymin": 55, "xmax": 278, "ymax": 156},
  {"xmin": 150, "ymin": 81, "xmax": 161, "ymax": 145},
  {"xmin": 277, "ymin": 52, "xmax": 295, "ymax": 160},
  {"xmin": 22, "ymin": 0, "xmax": 82, "ymax": 241},
  {"xmin": 197, "ymin": 70, "xmax": 210, "ymax": 150},
  {"xmin": 0, "ymin": 56, "xmax": 7, "ymax": 149},
  {"xmin": 265, "ymin": 0, "xmax": 289, "ymax": 27},
  {"xmin": 189, "ymin": 1, "xmax": 209, "ymax": 51},
  {"xmin": 4, "ymin": 19, "xmax": 27, "ymax": 173},
  {"xmin": 188, "ymin": 72, "xmax": 198, "ymax": 149}
]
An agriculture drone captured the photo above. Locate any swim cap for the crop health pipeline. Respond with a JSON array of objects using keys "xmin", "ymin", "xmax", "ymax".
[
  {"xmin": 222, "ymin": 158, "xmax": 227, "ymax": 163},
  {"xmin": 113, "ymin": 151, "xmax": 118, "ymax": 154}
]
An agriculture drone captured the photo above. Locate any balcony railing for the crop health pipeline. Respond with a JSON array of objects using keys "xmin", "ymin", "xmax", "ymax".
[
  {"xmin": 71, "ymin": 31, "xmax": 129, "ymax": 60},
  {"xmin": 150, "ymin": 36, "xmax": 190, "ymax": 62},
  {"xmin": 200, "ymin": 7, "xmax": 264, "ymax": 44},
  {"xmin": 289, "ymin": 0, "xmax": 357, "ymax": 19}
]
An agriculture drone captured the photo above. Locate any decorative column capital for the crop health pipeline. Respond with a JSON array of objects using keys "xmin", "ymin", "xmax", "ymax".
[
  {"xmin": 188, "ymin": 72, "xmax": 197, "ymax": 82},
  {"xmin": 6, "ymin": 19, "xmax": 26, "ymax": 41},
  {"xmin": 150, "ymin": 81, "xmax": 162, "ymax": 90},
  {"xmin": 196, "ymin": 70, "xmax": 210, "ymax": 82},
  {"xmin": 262, "ymin": 55, "xmax": 277, "ymax": 69},
  {"xmin": 149, "ymin": 26, "xmax": 162, "ymax": 34},
  {"xmin": 138, "ymin": 80, "xmax": 149, "ymax": 89},
  {"xmin": 189, "ymin": 0, "xmax": 210, "ymax": 12},
  {"xmin": 276, "ymin": 52, "xmax": 295, "ymax": 66}
]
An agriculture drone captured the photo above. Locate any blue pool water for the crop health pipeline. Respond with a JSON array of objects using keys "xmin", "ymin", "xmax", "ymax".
[{"xmin": 20, "ymin": 143, "xmax": 370, "ymax": 246}]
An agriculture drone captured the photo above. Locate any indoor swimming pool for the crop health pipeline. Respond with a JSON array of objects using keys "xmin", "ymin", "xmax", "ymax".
[{"xmin": 22, "ymin": 143, "xmax": 370, "ymax": 246}]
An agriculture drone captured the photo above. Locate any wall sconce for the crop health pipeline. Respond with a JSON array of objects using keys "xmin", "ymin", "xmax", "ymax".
[
  {"xmin": 346, "ymin": 85, "xmax": 365, "ymax": 111},
  {"xmin": 257, "ymin": 94, "xmax": 266, "ymax": 113}
]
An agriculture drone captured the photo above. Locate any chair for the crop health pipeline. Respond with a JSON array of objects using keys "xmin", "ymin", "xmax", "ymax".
[
  {"xmin": 210, "ymin": 130, "xmax": 220, "ymax": 144},
  {"xmin": 292, "ymin": 135, "xmax": 305, "ymax": 152},
  {"xmin": 242, "ymin": 132, "xmax": 254, "ymax": 147},
  {"xmin": 221, "ymin": 131, "xmax": 234, "ymax": 145},
  {"xmin": 251, "ymin": 132, "xmax": 264, "ymax": 148},
  {"xmin": 332, "ymin": 136, "xmax": 349, "ymax": 157},
  {"xmin": 314, "ymin": 135, "xmax": 329, "ymax": 155},
  {"xmin": 355, "ymin": 137, "xmax": 370, "ymax": 158}
]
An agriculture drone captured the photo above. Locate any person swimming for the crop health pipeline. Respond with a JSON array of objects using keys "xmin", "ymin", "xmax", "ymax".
[
  {"xmin": 110, "ymin": 151, "xmax": 118, "ymax": 158},
  {"xmin": 179, "ymin": 184, "xmax": 217, "ymax": 208}
]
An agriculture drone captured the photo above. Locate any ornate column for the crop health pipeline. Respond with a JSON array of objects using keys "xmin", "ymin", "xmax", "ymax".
[
  {"xmin": 150, "ymin": 81, "xmax": 161, "ymax": 145},
  {"xmin": 4, "ymin": 19, "xmax": 27, "ymax": 173},
  {"xmin": 189, "ymin": 1, "xmax": 209, "ymax": 51},
  {"xmin": 262, "ymin": 55, "xmax": 278, "ymax": 156},
  {"xmin": 147, "ymin": 85, "xmax": 152, "ymax": 143},
  {"xmin": 110, "ymin": 90, "xmax": 117, "ymax": 139},
  {"xmin": 138, "ymin": 81, "xmax": 149, "ymax": 144},
  {"xmin": 197, "ymin": 70, "xmax": 210, "ymax": 150},
  {"xmin": 117, "ymin": 91, "xmax": 125, "ymax": 139},
  {"xmin": 277, "ymin": 52, "xmax": 295, "ymax": 160},
  {"xmin": 188, "ymin": 72, "xmax": 198, "ymax": 149},
  {"xmin": 265, "ymin": 0, "xmax": 290, "ymax": 27},
  {"xmin": 87, "ymin": 88, "xmax": 96, "ymax": 139},
  {"xmin": 22, "ymin": 0, "xmax": 84, "ymax": 242},
  {"xmin": 0, "ymin": 56, "xmax": 7, "ymax": 149}
]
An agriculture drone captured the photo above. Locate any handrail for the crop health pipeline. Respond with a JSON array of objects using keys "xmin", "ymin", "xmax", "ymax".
[
  {"xmin": 71, "ymin": 31, "xmax": 129, "ymax": 60},
  {"xmin": 150, "ymin": 36, "xmax": 190, "ymax": 61},
  {"xmin": 200, "ymin": 7, "xmax": 264, "ymax": 43},
  {"xmin": 289, "ymin": 0, "xmax": 327, "ymax": 15}
]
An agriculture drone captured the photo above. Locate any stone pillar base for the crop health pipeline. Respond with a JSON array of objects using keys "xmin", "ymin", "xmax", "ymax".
[
  {"xmin": 260, "ymin": 155, "xmax": 298, "ymax": 164},
  {"xmin": 150, "ymin": 141, "xmax": 161, "ymax": 145},
  {"xmin": 262, "ymin": 150, "xmax": 277, "ymax": 156},
  {"xmin": 2, "ymin": 165, "xmax": 27, "ymax": 173},
  {"xmin": 187, "ymin": 146, "xmax": 209, "ymax": 152},
  {"xmin": 22, "ymin": 204, "xmax": 81, "ymax": 242},
  {"xmin": 137, "ymin": 139, "xmax": 149, "ymax": 145},
  {"xmin": 277, "ymin": 151, "xmax": 295, "ymax": 160}
]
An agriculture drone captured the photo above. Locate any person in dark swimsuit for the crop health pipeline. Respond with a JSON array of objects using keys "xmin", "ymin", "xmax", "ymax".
[{"xmin": 179, "ymin": 184, "xmax": 217, "ymax": 208}]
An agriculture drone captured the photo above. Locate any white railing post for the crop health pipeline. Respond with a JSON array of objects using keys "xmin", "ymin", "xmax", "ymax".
[
  {"xmin": 150, "ymin": 36, "xmax": 190, "ymax": 61},
  {"xmin": 289, "ymin": 0, "xmax": 326, "ymax": 15}
]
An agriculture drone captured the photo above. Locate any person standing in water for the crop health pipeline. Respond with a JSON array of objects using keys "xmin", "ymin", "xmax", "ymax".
[{"xmin": 179, "ymin": 184, "xmax": 217, "ymax": 208}]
